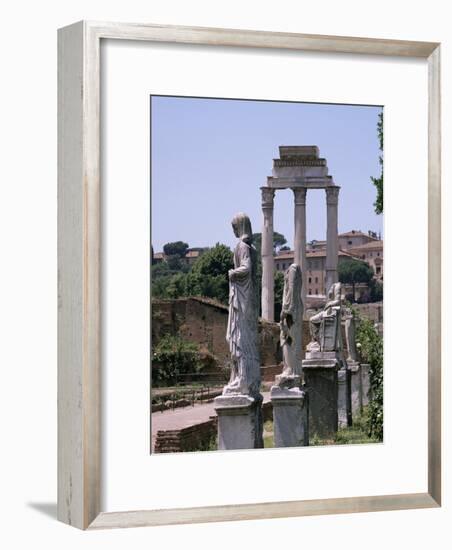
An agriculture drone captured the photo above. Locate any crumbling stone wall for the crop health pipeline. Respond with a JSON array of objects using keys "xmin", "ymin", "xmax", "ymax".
[{"xmin": 152, "ymin": 297, "xmax": 282, "ymax": 367}]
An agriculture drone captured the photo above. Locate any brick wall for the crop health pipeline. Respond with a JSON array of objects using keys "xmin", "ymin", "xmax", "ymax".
[{"xmin": 152, "ymin": 297, "xmax": 282, "ymax": 367}]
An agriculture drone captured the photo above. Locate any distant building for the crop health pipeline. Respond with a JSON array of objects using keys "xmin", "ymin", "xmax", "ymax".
[
  {"xmin": 338, "ymin": 229, "xmax": 380, "ymax": 251},
  {"xmin": 153, "ymin": 247, "xmax": 207, "ymax": 266},
  {"xmin": 153, "ymin": 252, "xmax": 165, "ymax": 264},
  {"xmin": 181, "ymin": 248, "xmax": 207, "ymax": 266},
  {"xmin": 275, "ymin": 248, "xmax": 361, "ymax": 296},
  {"xmin": 348, "ymin": 240, "xmax": 384, "ymax": 280},
  {"xmin": 276, "ymin": 228, "xmax": 383, "ymax": 297},
  {"xmin": 306, "ymin": 239, "xmax": 326, "ymax": 252}
]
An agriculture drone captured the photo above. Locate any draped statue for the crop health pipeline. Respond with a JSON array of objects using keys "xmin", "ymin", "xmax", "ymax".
[
  {"xmin": 223, "ymin": 213, "xmax": 261, "ymax": 397},
  {"xmin": 276, "ymin": 263, "xmax": 303, "ymax": 387}
]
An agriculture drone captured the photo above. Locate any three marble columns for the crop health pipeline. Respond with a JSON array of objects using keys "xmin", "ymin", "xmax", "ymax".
[{"xmin": 261, "ymin": 185, "xmax": 340, "ymax": 322}]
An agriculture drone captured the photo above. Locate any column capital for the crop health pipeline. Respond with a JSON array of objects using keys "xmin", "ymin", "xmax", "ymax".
[
  {"xmin": 292, "ymin": 187, "xmax": 307, "ymax": 205},
  {"xmin": 326, "ymin": 186, "xmax": 340, "ymax": 205},
  {"xmin": 261, "ymin": 187, "xmax": 275, "ymax": 208}
]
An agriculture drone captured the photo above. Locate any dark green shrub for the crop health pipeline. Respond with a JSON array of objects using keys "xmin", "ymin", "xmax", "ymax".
[
  {"xmin": 356, "ymin": 317, "xmax": 383, "ymax": 440},
  {"xmin": 152, "ymin": 335, "xmax": 202, "ymax": 387}
]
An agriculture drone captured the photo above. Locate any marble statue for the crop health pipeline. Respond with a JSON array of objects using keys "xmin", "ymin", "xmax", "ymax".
[
  {"xmin": 276, "ymin": 263, "xmax": 303, "ymax": 387},
  {"xmin": 223, "ymin": 212, "xmax": 261, "ymax": 397},
  {"xmin": 307, "ymin": 282, "xmax": 343, "ymax": 353}
]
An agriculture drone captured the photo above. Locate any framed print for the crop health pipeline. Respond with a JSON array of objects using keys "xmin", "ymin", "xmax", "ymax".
[{"xmin": 58, "ymin": 21, "xmax": 441, "ymax": 530}]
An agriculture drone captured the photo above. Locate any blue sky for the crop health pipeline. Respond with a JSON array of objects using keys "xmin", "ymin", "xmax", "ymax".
[{"xmin": 151, "ymin": 96, "xmax": 382, "ymax": 252}]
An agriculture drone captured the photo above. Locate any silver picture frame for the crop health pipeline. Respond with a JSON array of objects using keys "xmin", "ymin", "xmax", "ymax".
[{"xmin": 58, "ymin": 21, "xmax": 441, "ymax": 530}]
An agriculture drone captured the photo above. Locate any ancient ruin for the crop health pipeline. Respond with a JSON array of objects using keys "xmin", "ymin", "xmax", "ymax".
[{"xmin": 261, "ymin": 146, "xmax": 340, "ymax": 321}]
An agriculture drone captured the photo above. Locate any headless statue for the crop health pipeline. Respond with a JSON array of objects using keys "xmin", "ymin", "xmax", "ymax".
[
  {"xmin": 307, "ymin": 282, "xmax": 343, "ymax": 353},
  {"xmin": 276, "ymin": 263, "xmax": 303, "ymax": 388}
]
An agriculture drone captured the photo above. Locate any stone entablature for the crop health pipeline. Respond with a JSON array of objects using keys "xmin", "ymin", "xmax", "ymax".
[
  {"xmin": 267, "ymin": 176, "xmax": 334, "ymax": 188},
  {"xmin": 271, "ymin": 145, "xmax": 335, "ymax": 186}
]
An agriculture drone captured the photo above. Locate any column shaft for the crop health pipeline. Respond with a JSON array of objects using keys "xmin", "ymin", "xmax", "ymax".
[
  {"xmin": 325, "ymin": 187, "xmax": 340, "ymax": 294},
  {"xmin": 261, "ymin": 187, "xmax": 275, "ymax": 321},
  {"xmin": 293, "ymin": 188, "xmax": 307, "ymax": 306}
]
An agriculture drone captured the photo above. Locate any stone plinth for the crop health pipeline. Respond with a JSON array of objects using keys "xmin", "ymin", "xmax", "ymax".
[
  {"xmin": 337, "ymin": 367, "xmax": 352, "ymax": 428},
  {"xmin": 302, "ymin": 351, "xmax": 339, "ymax": 437},
  {"xmin": 271, "ymin": 384, "xmax": 309, "ymax": 448},
  {"xmin": 214, "ymin": 394, "xmax": 263, "ymax": 450},
  {"xmin": 361, "ymin": 363, "xmax": 371, "ymax": 407},
  {"xmin": 349, "ymin": 361, "xmax": 362, "ymax": 416}
]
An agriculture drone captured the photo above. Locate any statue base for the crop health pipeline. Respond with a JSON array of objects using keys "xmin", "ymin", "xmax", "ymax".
[
  {"xmin": 214, "ymin": 393, "xmax": 263, "ymax": 450},
  {"xmin": 274, "ymin": 373, "xmax": 302, "ymax": 389},
  {"xmin": 302, "ymin": 352, "xmax": 339, "ymax": 438},
  {"xmin": 360, "ymin": 363, "xmax": 371, "ymax": 407},
  {"xmin": 270, "ymin": 384, "xmax": 309, "ymax": 447},
  {"xmin": 338, "ymin": 367, "xmax": 352, "ymax": 428},
  {"xmin": 348, "ymin": 361, "xmax": 362, "ymax": 417}
]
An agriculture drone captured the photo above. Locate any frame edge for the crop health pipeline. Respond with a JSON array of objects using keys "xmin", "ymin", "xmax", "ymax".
[
  {"xmin": 427, "ymin": 45, "xmax": 441, "ymax": 506},
  {"xmin": 58, "ymin": 20, "xmax": 101, "ymax": 530},
  {"xmin": 88, "ymin": 493, "xmax": 439, "ymax": 530},
  {"xmin": 57, "ymin": 20, "xmax": 442, "ymax": 530}
]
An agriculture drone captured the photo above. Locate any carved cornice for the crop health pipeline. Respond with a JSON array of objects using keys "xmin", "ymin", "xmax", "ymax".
[
  {"xmin": 326, "ymin": 186, "xmax": 340, "ymax": 205},
  {"xmin": 274, "ymin": 157, "xmax": 326, "ymax": 167},
  {"xmin": 261, "ymin": 187, "xmax": 275, "ymax": 209},
  {"xmin": 292, "ymin": 187, "xmax": 307, "ymax": 206}
]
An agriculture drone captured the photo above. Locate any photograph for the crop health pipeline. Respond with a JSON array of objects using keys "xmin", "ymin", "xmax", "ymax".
[{"xmin": 151, "ymin": 95, "xmax": 384, "ymax": 453}]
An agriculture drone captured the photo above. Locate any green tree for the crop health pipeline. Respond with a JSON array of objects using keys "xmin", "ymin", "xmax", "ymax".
[
  {"xmin": 369, "ymin": 279, "xmax": 383, "ymax": 302},
  {"xmin": 152, "ymin": 274, "xmax": 172, "ymax": 298},
  {"xmin": 152, "ymin": 262, "xmax": 170, "ymax": 279},
  {"xmin": 163, "ymin": 241, "xmax": 189, "ymax": 258},
  {"xmin": 190, "ymin": 243, "xmax": 234, "ymax": 304},
  {"xmin": 166, "ymin": 273, "xmax": 187, "ymax": 299},
  {"xmin": 252, "ymin": 231, "xmax": 287, "ymax": 254},
  {"xmin": 166, "ymin": 254, "xmax": 183, "ymax": 272},
  {"xmin": 338, "ymin": 259, "xmax": 374, "ymax": 302},
  {"xmin": 371, "ymin": 110, "xmax": 384, "ymax": 215}
]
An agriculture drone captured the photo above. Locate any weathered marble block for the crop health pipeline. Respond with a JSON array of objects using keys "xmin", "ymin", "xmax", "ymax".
[
  {"xmin": 337, "ymin": 367, "xmax": 352, "ymax": 428},
  {"xmin": 361, "ymin": 363, "xmax": 371, "ymax": 407},
  {"xmin": 349, "ymin": 361, "xmax": 362, "ymax": 417},
  {"xmin": 271, "ymin": 384, "xmax": 308, "ymax": 448},
  {"xmin": 302, "ymin": 352, "xmax": 339, "ymax": 438},
  {"xmin": 214, "ymin": 394, "xmax": 263, "ymax": 450}
]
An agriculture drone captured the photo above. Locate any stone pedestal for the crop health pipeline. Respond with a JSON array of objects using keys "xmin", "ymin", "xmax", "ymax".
[
  {"xmin": 337, "ymin": 367, "xmax": 352, "ymax": 428},
  {"xmin": 361, "ymin": 363, "xmax": 371, "ymax": 407},
  {"xmin": 214, "ymin": 394, "xmax": 264, "ymax": 450},
  {"xmin": 349, "ymin": 361, "xmax": 362, "ymax": 416},
  {"xmin": 271, "ymin": 383, "xmax": 308, "ymax": 448},
  {"xmin": 302, "ymin": 352, "xmax": 339, "ymax": 438}
]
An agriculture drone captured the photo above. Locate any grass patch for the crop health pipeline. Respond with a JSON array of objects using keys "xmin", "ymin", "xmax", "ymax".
[
  {"xmin": 263, "ymin": 420, "xmax": 274, "ymax": 448},
  {"xmin": 263, "ymin": 408, "xmax": 380, "ymax": 448},
  {"xmin": 310, "ymin": 408, "xmax": 379, "ymax": 446}
]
